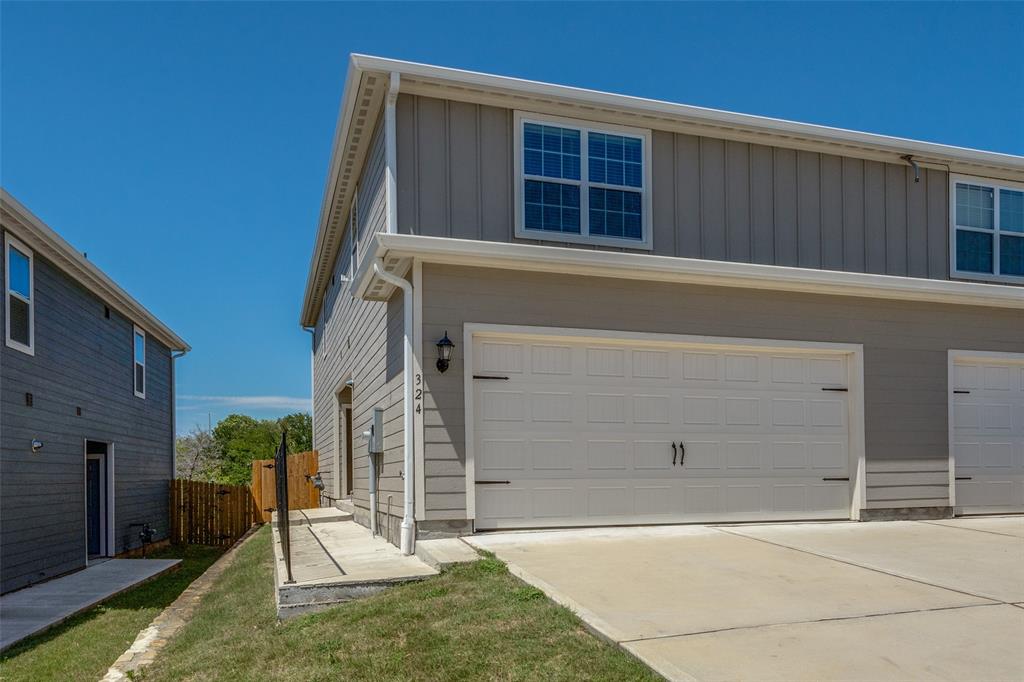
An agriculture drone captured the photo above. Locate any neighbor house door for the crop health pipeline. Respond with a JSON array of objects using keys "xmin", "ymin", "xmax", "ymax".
[
  {"xmin": 86, "ymin": 458, "xmax": 102, "ymax": 556},
  {"xmin": 85, "ymin": 440, "xmax": 110, "ymax": 558}
]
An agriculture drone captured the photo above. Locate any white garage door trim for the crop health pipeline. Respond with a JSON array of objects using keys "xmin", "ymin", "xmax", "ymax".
[
  {"xmin": 463, "ymin": 324, "xmax": 867, "ymax": 526},
  {"xmin": 948, "ymin": 349, "xmax": 1024, "ymax": 514}
]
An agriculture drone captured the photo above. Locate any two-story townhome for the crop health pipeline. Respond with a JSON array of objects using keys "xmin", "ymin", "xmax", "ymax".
[
  {"xmin": 1, "ymin": 190, "xmax": 189, "ymax": 593},
  {"xmin": 301, "ymin": 56, "xmax": 1023, "ymax": 555}
]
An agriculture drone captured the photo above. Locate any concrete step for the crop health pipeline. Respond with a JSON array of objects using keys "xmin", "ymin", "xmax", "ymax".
[
  {"xmin": 336, "ymin": 498, "xmax": 355, "ymax": 515},
  {"xmin": 415, "ymin": 538, "xmax": 480, "ymax": 570},
  {"xmin": 271, "ymin": 508, "xmax": 353, "ymax": 527}
]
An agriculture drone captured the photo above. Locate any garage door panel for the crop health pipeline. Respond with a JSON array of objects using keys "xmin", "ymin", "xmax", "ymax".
[
  {"xmin": 474, "ymin": 335, "xmax": 854, "ymax": 530},
  {"xmin": 953, "ymin": 359, "xmax": 1024, "ymax": 514}
]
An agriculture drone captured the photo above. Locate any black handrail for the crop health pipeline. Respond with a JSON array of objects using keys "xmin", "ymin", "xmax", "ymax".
[{"xmin": 275, "ymin": 430, "xmax": 294, "ymax": 584}]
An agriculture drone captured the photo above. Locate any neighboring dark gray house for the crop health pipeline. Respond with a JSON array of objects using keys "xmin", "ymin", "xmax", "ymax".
[
  {"xmin": 1, "ymin": 190, "xmax": 189, "ymax": 594},
  {"xmin": 301, "ymin": 56, "xmax": 1024, "ymax": 556}
]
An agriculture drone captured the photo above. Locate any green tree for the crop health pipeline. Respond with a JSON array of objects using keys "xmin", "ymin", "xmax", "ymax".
[
  {"xmin": 212, "ymin": 414, "xmax": 279, "ymax": 485},
  {"xmin": 279, "ymin": 412, "xmax": 313, "ymax": 454},
  {"xmin": 208, "ymin": 412, "xmax": 314, "ymax": 486}
]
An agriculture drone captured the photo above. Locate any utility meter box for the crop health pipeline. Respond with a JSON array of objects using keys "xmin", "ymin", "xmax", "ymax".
[{"xmin": 366, "ymin": 407, "xmax": 384, "ymax": 456}]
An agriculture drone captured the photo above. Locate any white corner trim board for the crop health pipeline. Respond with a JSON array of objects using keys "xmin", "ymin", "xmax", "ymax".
[{"xmin": 356, "ymin": 233, "xmax": 1024, "ymax": 310}]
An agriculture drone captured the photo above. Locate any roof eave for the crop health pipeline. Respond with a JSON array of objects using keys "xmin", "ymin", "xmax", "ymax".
[{"xmin": 0, "ymin": 189, "xmax": 190, "ymax": 353}]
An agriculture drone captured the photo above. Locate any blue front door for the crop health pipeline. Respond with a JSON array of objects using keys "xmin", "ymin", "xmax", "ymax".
[{"xmin": 87, "ymin": 459, "xmax": 101, "ymax": 556}]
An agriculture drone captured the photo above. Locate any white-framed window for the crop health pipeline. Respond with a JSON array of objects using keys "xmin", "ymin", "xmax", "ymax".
[
  {"xmin": 950, "ymin": 175, "xmax": 1024, "ymax": 283},
  {"xmin": 133, "ymin": 325, "xmax": 146, "ymax": 398},
  {"xmin": 4, "ymin": 233, "xmax": 34, "ymax": 355},
  {"xmin": 514, "ymin": 112, "xmax": 653, "ymax": 249}
]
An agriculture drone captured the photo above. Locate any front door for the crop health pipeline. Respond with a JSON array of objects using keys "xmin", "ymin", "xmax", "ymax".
[
  {"xmin": 87, "ymin": 458, "xmax": 102, "ymax": 556},
  {"xmin": 344, "ymin": 406, "xmax": 354, "ymax": 496}
]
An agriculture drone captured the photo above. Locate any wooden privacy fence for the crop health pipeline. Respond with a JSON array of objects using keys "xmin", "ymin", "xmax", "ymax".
[
  {"xmin": 251, "ymin": 450, "xmax": 319, "ymax": 523},
  {"xmin": 169, "ymin": 479, "xmax": 260, "ymax": 547}
]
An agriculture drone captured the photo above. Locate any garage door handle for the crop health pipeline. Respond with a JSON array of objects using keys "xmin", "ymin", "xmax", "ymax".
[
  {"xmin": 475, "ymin": 480, "xmax": 511, "ymax": 485},
  {"xmin": 821, "ymin": 387, "xmax": 848, "ymax": 392},
  {"xmin": 679, "ymin": 442, "xmax": 685, "ymax": 467},
  {"xmin": 671, "ymin": 442, "xmax": 677, "ymax": 466},
  {"xmin": 822, "ymin": 477, "xmax": 849, "ymax": 481},
  {"xmin": 473, "ymin": 375, "xmax": 509, "ymax": 380},
  {"xmin": 955, "ymin": 476, "xmax": 972, "ymax": 481},
  {"xmin": 953, "ymin": 390, "xmax": 970, "ymax": 394}
]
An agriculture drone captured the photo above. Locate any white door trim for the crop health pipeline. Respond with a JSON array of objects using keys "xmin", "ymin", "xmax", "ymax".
[
  {"xmin": 330, "ymin": 373, "xmax": 353, "ymax": 501},
  {"xmin": 463, "ymin": 323, "xmax": 867, "ymax": 525},
  {"xmin": 947, "ymin": 349, "xmax": 1024, "ymax": 513},
  {"xmin": 84, "ymin": 439, "xmax": 115, "ymax": 560}
]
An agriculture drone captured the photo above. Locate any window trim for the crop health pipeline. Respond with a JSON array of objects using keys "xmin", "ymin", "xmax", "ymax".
[
  {"xmin": 133, "ymin": 325, "xmax": 146, "ymax": 399},
  {"xmin": 349, "ymin": 184, "xmax": 359, "ymax": 290},
  {"xmin": 949, "ymin": 173, "xmax": 1024, "ymax": 284},
  {"xmin": 513, "ymin": 111, "xmax": 653, "ymax": 250},
  {"xmin": 4, "ymin": 232, "xmax": 35, "ymax": 356}
]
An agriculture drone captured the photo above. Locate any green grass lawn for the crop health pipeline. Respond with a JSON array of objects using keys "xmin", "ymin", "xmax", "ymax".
[
  {"xmin": 0, "ymin": 543, "xmax": 223, "ymax": 682},
  {"xmin": 139, "ymin": 525, "xmax": 659, "ymax": 681}
]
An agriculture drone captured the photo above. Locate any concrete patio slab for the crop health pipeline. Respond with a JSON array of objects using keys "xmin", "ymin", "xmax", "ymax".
[
  {"xmin": 724, "ymin": 520, "xmax": 1024, "ymax": 603},
  {"xmin": 272, "ymin": 518, "xmax": 435, "ymax": 617},
  {"xmin": 467, "ymin": 525, "xmax": 991, "ymax": 643},
  {"xmin": 923, "ymin": 515, "xmax": 1024, "ymax": 539},
  {"xmin": 0, "ymin": 559, "xmax": 180, "ymax": 652},
  {"xmin": 625, "ymin": 603, "xmax": 1024, "ymax": 682}
]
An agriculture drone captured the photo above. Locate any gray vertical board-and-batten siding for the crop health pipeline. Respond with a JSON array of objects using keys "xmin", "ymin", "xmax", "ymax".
[
  {"xmin": 395, "ymin": 94, "xmax": 954, "ymax": 281},
  {"xmin": 312, "ymin": 118, "xmax": 407, "ymax": 542},
  {"xmin": 0, "ymin": 244, "xmax": 174, "ymax": 594},
  {"xmin": 419, "ymin": 264, "xmax": 1024, "ymax": 522}
]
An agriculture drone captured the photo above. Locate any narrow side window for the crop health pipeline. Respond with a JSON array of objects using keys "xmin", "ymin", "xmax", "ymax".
[
  {"xmin": 4, "ymin": 234, "xmax": 34, "ymax": 355},
  {"xmin": 133, "ymin": 325, "xmax": 146, "ymax": 398}
]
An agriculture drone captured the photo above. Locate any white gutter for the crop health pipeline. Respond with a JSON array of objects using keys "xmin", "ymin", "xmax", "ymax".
[
  {"xmin": 385, "ymin": 72, "xmax": 400, "ymax": 234},
  {"xmin": 350, "ymin": 54, "xmax": 1024, "ymax": 173},
  {"xmin": 371, "ymin": 258, "xmax": 415, "ymax": 555},
  {"xmin": 356, "ymin": 233, "xmax": 1024, "ymax": 310}
]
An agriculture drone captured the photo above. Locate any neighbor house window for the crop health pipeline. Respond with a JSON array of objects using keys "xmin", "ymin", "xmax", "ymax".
[
  {"xmin": 133, "ymin": 325, "xmax": 146, "ymax": 398},
  {"xmin": 515, "ymin": 112, "xmax": 652, "ymax": 249},
  {"xmin": 4, "ymin": 234, "xmax": 34, "ymax": 355},
  {"xmin": 951, "ymin": 176, "xmax": 1024, "ymax": 282}
]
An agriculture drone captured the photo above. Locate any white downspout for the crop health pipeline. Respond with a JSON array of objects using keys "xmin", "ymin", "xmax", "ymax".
[{"xmin": 372, "ymin": 259, "xmax": 415, "ymax": 554}]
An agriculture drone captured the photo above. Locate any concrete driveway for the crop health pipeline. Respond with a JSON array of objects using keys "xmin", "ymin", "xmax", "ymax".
[{"xmin": 466, "ymin": 517, "xmax": 1024, "ymax": 681}]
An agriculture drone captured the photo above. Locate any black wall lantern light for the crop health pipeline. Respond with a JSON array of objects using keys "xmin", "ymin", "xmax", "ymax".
[{"xmin": 436, "ymin": 331, "xmax": 455, "ymax": 373}]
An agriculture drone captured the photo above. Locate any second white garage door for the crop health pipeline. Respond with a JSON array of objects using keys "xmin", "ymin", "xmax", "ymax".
[
  {"xmin": 470, "ymin": 331, "xmax": 856, "ymax": 530},
  {"xmin": 952, "ymin": 355, "xmax": 1024, "ymax": 514}
]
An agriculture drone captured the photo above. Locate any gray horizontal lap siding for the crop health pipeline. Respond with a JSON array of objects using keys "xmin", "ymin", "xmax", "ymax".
[
  {"xmin": 396, "ymin": 94, "xmax": 952, "ymax": 280},
  {"xmin": 0, "ymin": 246, "xmax": 173, "ymax": 593},
  {"xmin": 313, "ymin": 118, "xmax": 407, "ymax": 544},
  {"xmin": 419, "ymin": 264, "xmax": 1024, "ymax": 521}
]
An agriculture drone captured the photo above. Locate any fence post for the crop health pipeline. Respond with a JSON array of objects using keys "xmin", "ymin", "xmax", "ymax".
[{"xmin": 275, "ymin": 431, "xmax": 294, "ymax": 583}]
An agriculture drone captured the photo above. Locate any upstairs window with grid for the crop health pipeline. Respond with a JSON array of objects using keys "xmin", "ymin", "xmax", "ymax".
[
  {"xmin": 517, "ymin": 114, "xmax": 651, "ymax": 248},
  {"xmin": 952, "ymin": 178, "xmax": 1024, "ymax": 282}
]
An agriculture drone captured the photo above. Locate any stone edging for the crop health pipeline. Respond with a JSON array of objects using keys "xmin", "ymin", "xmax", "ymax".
[{"xmin": 101, "ymin": 524, "xmax": 264, "ymax": 681}]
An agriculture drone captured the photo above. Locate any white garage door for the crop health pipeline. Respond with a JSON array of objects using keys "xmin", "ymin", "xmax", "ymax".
[
  {"xmin": 471, "ymin": 333, "xmax": 854, "ymax": 530},
  {"xmin": 952, "ymin": 357, "xmax": 1024, "ymax": 514}
]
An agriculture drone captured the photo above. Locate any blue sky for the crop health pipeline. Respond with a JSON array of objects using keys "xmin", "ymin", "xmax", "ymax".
[{"xmin": 2, "ymin": 2, "xmax": 1021, "ymax": 433}]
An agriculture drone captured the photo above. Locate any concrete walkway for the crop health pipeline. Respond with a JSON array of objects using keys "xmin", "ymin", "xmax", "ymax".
[
  {"xmin": 467, "ymin": 517, "xmax": 1024, "ymax": 681},
  {"xmin": 272, "ymin": 514, "xmax": 436, "ymax": 617},
  {"xmin": 0, "ymin": 559, "xmax": 180, "ymax": 652}
]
